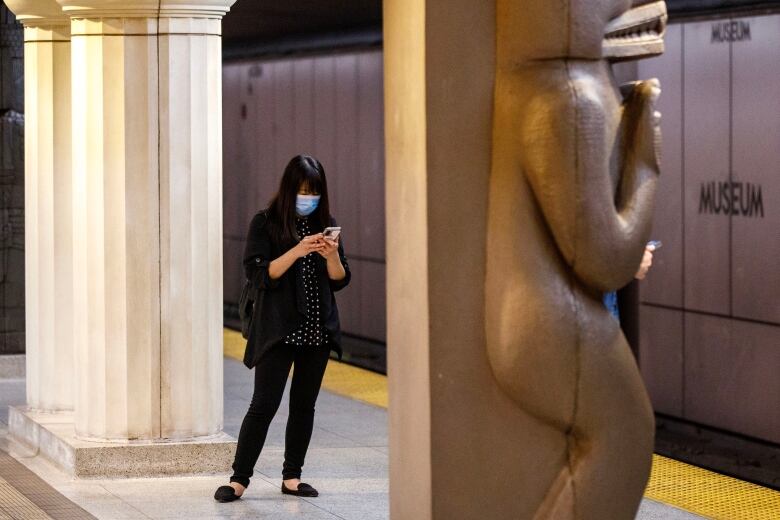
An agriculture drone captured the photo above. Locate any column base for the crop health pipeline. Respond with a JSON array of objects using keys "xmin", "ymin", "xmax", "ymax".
[{"xmin": 8, "ymin": 406, "xmax": 236, "ymax": 478}]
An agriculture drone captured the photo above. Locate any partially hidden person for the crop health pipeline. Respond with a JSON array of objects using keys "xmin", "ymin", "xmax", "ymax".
[{"xmin": 603, "ymin": 241, "xmax": 657, "ymax": 320}]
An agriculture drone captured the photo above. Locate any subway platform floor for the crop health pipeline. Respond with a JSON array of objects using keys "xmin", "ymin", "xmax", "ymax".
[{"xmin": 0, "ymin": 345, "xmax": 742, "ymax": 519}]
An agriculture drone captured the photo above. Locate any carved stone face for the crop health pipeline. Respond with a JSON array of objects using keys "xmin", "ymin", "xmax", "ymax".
[
  {"xmin": 603, "ymin": 0, "xmax": 667, "ymax": 60},
  {"xmin": 498, "ymin": 0, "xmax": 667, "ymax": 62}
]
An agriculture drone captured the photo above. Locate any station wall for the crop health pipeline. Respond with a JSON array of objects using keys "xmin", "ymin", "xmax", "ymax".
[
  {"xmin": 222, "ymin": 49, "xmax": 386, "ymax": 344},
  {"xmin": 222, "ymin": 13, "xmax": 779, "ymax": 446},
  {"xmin": 638, "ymin": 14, "xmax": 780, "ymax": 443}
]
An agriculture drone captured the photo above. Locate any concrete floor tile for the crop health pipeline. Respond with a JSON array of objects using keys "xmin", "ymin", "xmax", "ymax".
[
  {"xmin": 636, "ymin": 499, "xmax": 705, "ymax": 519},
  {"xmin": 79, "ymin": 501, "xmax": 152, "ymax": 520},
  {"xmin": 296, "ymin": 478, "xmax": 387, "ymax": 494},
  {"xmin": 99, "ymin": 476, "xmax": 228, "ymax": 496},
  {"xmin": 125, "ymin": 492, "xmax": 330, "ymax": 520},
  {"xmin": 302, "ymin": 427, "xmax": 368, "ymax": 450},
  {"xmin": 222, "ymin": 395, "xmax": 252, "ymax": 417},
  {"xmin": 0, "ymin": 379, "xmax": 26, "ymax": 424},
  {"xmin": 336, "ymin": 513, "xmax": 387, "ymax": 520},
  {"xmin": 163, "ymin": 512, "xmax": 341, "ymax": 520},
  {"xmin": 221, "ymin": 422, "xmax": 243, "ymax": 438},
  {"xmin": 253, "ymin": 447, "xmax": 387, "ymax": 481},
  {"xmin": 301, "ymin": 493, "xmax": 389, "ymax": 520},
  {"xmin": 52, "ymin": 485, "xmax": 152, "ymax": 519},
  {"xmin": 308, "ymin": 394, "xmax": 387, "ymax": 448}
]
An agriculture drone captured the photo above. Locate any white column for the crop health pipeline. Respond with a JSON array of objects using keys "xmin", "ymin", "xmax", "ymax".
[
  {"xmin": 158, "ymin": 16, "xmax": 226, "ymax": 439},
  {"xmin": 60, "ymin": 0, "xmax": 235, "ymax": 441},
  {"xmin": 4, "ymin": 0, "xmax": 74, "ymax": 412}
]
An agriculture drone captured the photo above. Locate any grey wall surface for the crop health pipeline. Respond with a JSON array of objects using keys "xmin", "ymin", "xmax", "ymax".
[
  {"xmin": 638, "ymin": 14, "xmax": 780, "ymax": 443},
  {"xmin": 221, "ymin": 14, "xmax": 780, "ymax": 446},
  {"xmin": 222, "ymin": 49, "xmax": 386, "ymax": 343},
  {"xmin": 0, "ymin": 6, "xmax": 24, "ymax": 356}
]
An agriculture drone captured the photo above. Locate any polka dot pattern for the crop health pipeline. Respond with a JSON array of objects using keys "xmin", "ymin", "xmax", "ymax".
[{"xmin": 284, "ymin": 217, "xmax": 326, "ymax": 347}]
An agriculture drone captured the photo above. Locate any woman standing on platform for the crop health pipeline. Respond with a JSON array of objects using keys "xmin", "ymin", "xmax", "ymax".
[{"xmin": 215, "ymin": 155, "xmax": 350, "ymax": 503}]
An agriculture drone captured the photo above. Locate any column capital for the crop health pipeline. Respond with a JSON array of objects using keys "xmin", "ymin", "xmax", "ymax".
[
  {"xmin": 4, "ymin": 0, "xmax": 68, "ymax": 27},
  {"xmin": 55, "ymin": 0, "xmax": 237, "ymax": 19}
]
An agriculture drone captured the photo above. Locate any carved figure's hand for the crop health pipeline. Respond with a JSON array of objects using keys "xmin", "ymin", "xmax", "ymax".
[{"xmin": 621, "ymin": 78, "xmax": 662, "ymax": 175}]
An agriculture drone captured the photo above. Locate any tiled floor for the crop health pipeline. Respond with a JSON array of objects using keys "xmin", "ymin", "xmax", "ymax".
[
  {"xmin": 0, "ymin": 357, "xmax": 703, "ymax": 519},
  {"xmin": 0, "ymin": 377, "xmax": 25, "ymax": 426},
  {"xmin": 0, "ymin": 449, "xmax": 97, "ymax": 519}
]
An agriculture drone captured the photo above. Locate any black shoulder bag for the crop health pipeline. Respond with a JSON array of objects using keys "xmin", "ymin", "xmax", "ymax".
[{"xmin": 238, "ymin": 278, "xmax": 258, "ymax": 339}]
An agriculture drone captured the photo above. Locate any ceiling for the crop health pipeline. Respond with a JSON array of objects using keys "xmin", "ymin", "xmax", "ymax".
[
  {"xmin": 666, "ymin": 0, "xmax": 780, "ymax": 16},
  {"xmin": 219, "ymin": 0, "xmax": 780, "ymax": 58},
  {"xmin": 222, "ymin": 1, "xmax": 382, "ymax": 44}
]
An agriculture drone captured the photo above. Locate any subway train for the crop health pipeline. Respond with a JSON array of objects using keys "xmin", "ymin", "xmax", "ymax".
[{"xmin": 221, "ymin": 0, "xmax": 780, "ymax": 489}]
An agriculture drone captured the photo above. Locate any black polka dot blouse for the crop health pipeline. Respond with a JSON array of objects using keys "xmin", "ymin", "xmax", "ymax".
[{"xmin": 284, "ymin": 217, "xmax": 326, "ymax": 347}]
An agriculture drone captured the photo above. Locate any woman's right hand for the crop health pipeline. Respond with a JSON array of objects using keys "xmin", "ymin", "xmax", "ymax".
[
  {"xmin": 269, "ymin": 234, "xmax": 324, "ymax": 281},
  {"xmin": 293, "ymin": 234, "xmax": 323, "ymax": 258}
]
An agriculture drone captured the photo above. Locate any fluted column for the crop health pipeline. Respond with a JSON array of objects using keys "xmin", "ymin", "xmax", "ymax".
[
  {"xmin": 4, "ymin": 0, "xmax": 73, "ymax": 412},
  {"xmin": 60, "ymin": 0, "xmax": 235, "ymax": 441},
  {"xmin": 158, "ymin": 15, "xmax": 226, "ymax": 439}
]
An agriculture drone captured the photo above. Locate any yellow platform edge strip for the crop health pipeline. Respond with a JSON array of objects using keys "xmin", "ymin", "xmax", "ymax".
[
  {"xmin": 223, "ymin": 329, "xmax": 780, "ymax": 520},
  {"xmin": 645, "ymin": 454, "xmax": 780, "ymax": 520}
]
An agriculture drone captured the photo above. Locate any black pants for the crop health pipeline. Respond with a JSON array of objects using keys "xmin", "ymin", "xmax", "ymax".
[{"xmin": 230, "ymin": 342, "xmax": 331, "ymax": 487}]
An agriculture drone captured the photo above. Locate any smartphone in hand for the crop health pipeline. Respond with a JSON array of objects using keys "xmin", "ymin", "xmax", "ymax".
[
  {"xmin": 323, "ymin": 226, "xmax": 341, "ymax": 241},
  {"xmin": 647, "ymin": 240, "xmax": 662, "ymax": 251}
]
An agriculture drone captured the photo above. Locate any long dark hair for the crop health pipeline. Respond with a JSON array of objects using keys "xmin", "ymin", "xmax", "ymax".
[{"xmin": 267, "ymin": 155, "xmax": 331, "ymax": 247}]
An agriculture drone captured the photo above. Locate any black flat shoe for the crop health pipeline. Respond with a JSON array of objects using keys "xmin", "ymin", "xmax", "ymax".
[
  {"xmin": 214, "ymin": 485, "xmax": 241, "ymax": 502},
  {"xmin": 281, "ymin": 482, "xmax": 318, "ymax": 497}
]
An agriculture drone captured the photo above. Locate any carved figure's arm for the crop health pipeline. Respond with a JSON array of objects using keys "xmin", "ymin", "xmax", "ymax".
[{"xmin": 522, "ymin": 78, "xmax": 661, "ymax": 292}]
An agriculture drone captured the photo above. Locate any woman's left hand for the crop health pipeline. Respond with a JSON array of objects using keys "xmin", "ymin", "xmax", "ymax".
[{"xmin": 316, "ymin": 237, "xmax": 339, "ymax": 259}]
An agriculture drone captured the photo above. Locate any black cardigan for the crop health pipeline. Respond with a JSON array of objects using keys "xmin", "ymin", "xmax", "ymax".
[{"xmin": 242, "ymin": 210, "xmax": 351, "ymax": 369}]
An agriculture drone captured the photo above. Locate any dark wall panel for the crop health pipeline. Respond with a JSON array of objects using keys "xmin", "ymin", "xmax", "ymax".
[
  {"xmin": 253, "ymin": 61, "xmax": 275, "ymax": 216},
  {"xmin": 222, "ymin": 64, "xmax": 243, "ymax": 241},
  {"xmin": 224, "ymin": 238, "xmax": 244, "ymax": 304},
  {"xmin": 293, "ymin": 58, "xmax": 315, "ymax": 155},
  {"xmin": 685, "ymin": 313, "xmax": 780, "ymax": 443},
  {"xmin": 357, "ymin": 52, "xmax": 386, "ymax": 261},
  {"xmin": 639, "ymin": 306, "xmax": 684, "ymax": 416},
  {"xmin": 223, "ymin": 63, "xmax": 253, "ymax": 304},
  {"xmin": 313, "ymin": 57, "xmax": 337, "ymax": 198},
  {"xmin": 272, "ymin": 61, "xmax": 297, "ymax": 185},
  {"xmin": 334, "ymin": 54, "xmax": 361, "ymax": 255},
  {"xmin": 638, "ymin": 24, "xmax": 684, "ymax": 308},
  {"xmin": 731, "ymin": 15, "xmax": 780, "ymax": 324},
  {"xmin": 339, "ymin": 257, "xmax": 362, "ymax": 335},
  {"xmin": 683, "ymin": 20, "xmax": 731, "ymax": 315},
  {"xmin": 635, "ymin": 13, "xmax": 780, "ymax": 447},
  {"xmin": 360, "ymin": 261, "xmax": 386, "ymax": 341}
]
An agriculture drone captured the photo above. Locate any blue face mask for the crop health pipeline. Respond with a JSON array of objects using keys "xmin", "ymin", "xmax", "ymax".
[{"xmin": 296, "ymin": 194, "xmax": 321, "ymax": 217}]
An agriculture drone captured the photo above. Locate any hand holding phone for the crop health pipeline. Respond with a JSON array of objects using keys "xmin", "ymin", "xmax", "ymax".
[
  {"xmin": 646, "ymin": 240, "xmax": 662, "ymax": 251},
  {"xmin": 323, "ymin": 226, "xmax": 341, "ymax": 242},
  {"xmin": 315, "ymin": 227, "xmax": 341, "ymax": 260}
]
